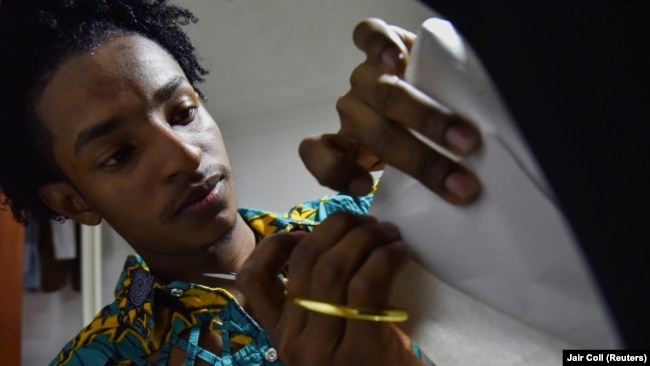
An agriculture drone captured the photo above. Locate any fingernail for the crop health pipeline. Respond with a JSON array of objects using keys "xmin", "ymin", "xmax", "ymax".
[
  {"xmin": 445, "ymin": 123, "xmax": 479, "ymax": 154},
  {"xmin": 381, "ymin": 46, "xmax": 404, "ymax": 71},
  {"xmin": 444, "ymin": 169, "xmax": 480, "ymax": 202}
]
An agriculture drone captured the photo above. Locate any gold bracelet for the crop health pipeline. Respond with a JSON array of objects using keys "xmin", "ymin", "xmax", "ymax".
[{"xmin": 290, "ymin": 296, "xmax": 408, "ymax": 322}]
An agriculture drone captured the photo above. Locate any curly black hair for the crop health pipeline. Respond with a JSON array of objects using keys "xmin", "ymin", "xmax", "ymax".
[{"xmin": 0, "ymin": 0, "xmax": 208, "ymax": 224}]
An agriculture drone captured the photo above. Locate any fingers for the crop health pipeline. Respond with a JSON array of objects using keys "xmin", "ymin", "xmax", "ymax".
[
  {"xmin": 311, "ymin": 223, "xmax": 409, "ymax": 362},
  {"xmin": 299, "ymin": 134, "xmax": 376, "ymax": 196},
  {"xmin": 337, "ymin": 85, "xmax": 481, "ymax": 204},
  {"xmin": 284, "ymin": 212, "xmax": 410, "ymax": 363},
  {"xmin": 302, "ymin": 18, "xmax": 481, "ymax": 204},
  {"xmin": 346, "ymin": 239, "xmax": 410, "ymax": 309},
  {"xmin": 235, "ymin": 232, "xmax": 300, "ymax": 334},
  {"xmin": 349, "ymin": 63, "xmax": 481, "ymax": 157},
  {"xmin": 343, "ymin": 18, "xmax": 482, "ymax": 205},
  {"xmin": 282, "ymin": 213, "xmax": 384, "ymax": 354},
  {"xmin": 240, "ymin": 213, "xmax": 416, "ymax": 366},
  {"xmin": 343, "ymin": 240, "xmax": 410, "ymax": 350},
  {"xmin": 286, "ymin": 213, "xmax": 378, "ymax": 300},
  {"xmin": 307, "ymin": 221, "xmax": 402, "ymax": 304},
  {"xmin": 353, "ymin": 18, "xmax": 416, "ymax": 75}
]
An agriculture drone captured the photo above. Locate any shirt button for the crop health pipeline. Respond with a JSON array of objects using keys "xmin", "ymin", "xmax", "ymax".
[
  {"xmin": 169, "ymin": 288, "xmax": 183, "ymax": 297},
  {"xmin": 265, "ymin": 347, "xmax": 278, "ymax": 362}
]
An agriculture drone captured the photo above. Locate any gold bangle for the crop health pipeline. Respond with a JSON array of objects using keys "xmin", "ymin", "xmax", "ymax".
[{"xmin": 290, "ymin": 296, "xmax": 408, "ymax": 322}]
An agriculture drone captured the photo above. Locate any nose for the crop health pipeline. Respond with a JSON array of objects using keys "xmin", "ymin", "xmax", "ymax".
[{"xmin": 154, "ymin": 126, "xmax": 202, "ymax": 182}]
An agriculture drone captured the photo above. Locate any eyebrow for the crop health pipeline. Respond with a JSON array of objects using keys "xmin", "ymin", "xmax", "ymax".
[
  {"xmin": 72, "ymin": 76, "xmax": 188, "ymax": 155},
  {"xmin": 74, "ymin": 117, "xmax": 122, "ymax": 155},
  {"xmin": 153, "ymin": 76, "xmax": 186, "ymax": 105}
]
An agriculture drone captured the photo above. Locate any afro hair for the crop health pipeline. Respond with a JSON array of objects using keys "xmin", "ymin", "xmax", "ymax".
[{"xmin": 0, "ymin": 0, "xmax": 208, "ymax": 223}]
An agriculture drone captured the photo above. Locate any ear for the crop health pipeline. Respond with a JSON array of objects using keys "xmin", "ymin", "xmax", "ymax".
[{"xmin": 38, "ymin": 181, "xmax": 102, "ymax": 226}]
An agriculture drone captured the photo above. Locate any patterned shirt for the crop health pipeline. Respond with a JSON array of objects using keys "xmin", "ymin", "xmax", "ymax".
[{"xmin": 49, "ymin": 193, "xmax": 374, "ymax": 366}]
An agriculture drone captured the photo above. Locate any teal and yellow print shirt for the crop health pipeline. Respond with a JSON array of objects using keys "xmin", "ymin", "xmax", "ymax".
[{"xmin": 49, "ymin": 193, "xmax": 373, "ymax": 366}]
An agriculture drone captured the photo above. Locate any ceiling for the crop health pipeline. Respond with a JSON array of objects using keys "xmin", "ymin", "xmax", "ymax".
[{"xmin": 172, "ymin": 0, "xmax": 436, "ymax": 136}]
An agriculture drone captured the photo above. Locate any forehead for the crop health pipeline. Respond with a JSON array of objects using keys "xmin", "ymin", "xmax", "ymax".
[
  {"xmin": 36, "ymin": 34, "xmax": 185, "ymax": 134},
  {"xmin": 46, "ymin": 34, "xmax": 181, "ymax": 93}
]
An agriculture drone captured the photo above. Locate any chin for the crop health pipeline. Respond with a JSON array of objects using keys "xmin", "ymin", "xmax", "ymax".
[{"xmin": 197, "ymin": 209, "xmax": 239, "ymax": 251}]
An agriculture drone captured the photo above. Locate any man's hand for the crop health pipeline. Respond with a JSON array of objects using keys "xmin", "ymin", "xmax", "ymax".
[
  {"xmin": 300, "ymin": 18, "xmax": 481, "ymax": 205},
  {"xmin": 237, "ymin": 212, "xmax": 421, "ymax": 366}
]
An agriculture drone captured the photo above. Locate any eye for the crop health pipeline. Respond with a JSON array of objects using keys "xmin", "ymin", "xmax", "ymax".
[
  {"xmin": 170, "ymin": 104, "xmax": 197, "ymax": 126},
  {"xmin": 100, "ymin": 145, "xmax": 135, "ymax": 169}
]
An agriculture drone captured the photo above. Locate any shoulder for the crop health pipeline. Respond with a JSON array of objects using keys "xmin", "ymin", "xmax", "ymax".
[{"xmin": 50, "ymin": 255, "xmax": 157, "ymax": 365}]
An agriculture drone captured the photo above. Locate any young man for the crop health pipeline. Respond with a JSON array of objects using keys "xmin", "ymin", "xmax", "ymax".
[{"xmin": 0, "ymin": 1, "xmax": 480, "ymax": 365}]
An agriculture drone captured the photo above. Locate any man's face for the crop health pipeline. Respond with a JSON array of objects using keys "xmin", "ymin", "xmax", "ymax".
[{"xmin": 36, "ymin": 35, "xmax": 239, "ymax": 256}]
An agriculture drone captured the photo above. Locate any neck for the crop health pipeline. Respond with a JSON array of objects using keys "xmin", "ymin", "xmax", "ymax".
[{"xmin": 140, "ymin": 214, "xmax": 257, "ymax": 288}]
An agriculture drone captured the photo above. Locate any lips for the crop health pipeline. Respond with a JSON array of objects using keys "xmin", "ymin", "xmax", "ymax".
[{"xmin": 174, "ymin": 175, "xmax": 225, "ymax": 218}]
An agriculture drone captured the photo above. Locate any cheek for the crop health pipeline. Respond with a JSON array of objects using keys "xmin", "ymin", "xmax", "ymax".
[
  {"xmin": 81, "ymin": 176, "xmax": 154, "ymax": 220},
  {"xmin": 196, "ymin": 122, "xmax": 228, "ymax": 159},
  {"xmin": 196, "ymin": 111, "xmax": 225, "ymax": 146},
  {"xmin": 206, "ymin": 130, "xmax": 227, "ymax": 155},
  {"xmin": 90, "ymin": 187, "xmax": 160, "ymax": 244}
]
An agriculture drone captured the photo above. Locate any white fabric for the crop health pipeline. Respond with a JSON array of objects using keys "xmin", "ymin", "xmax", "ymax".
[{"xmin": 373, "ymin": 17, "xmax": 620, "ymax": 364}]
